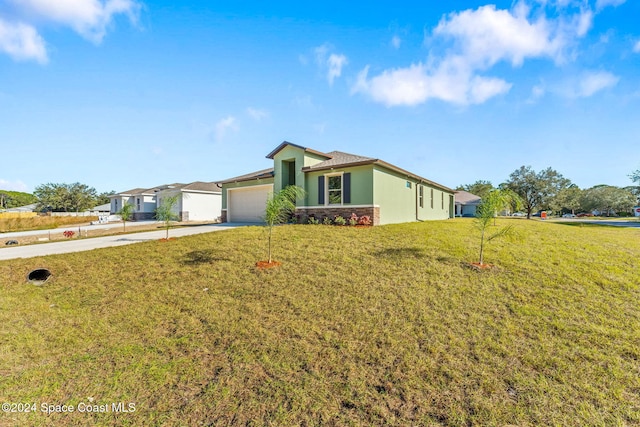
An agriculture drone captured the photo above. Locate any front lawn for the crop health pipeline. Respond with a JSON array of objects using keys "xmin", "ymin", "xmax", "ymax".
[{"xmin": 1, "ymin": 219, "xmax": 638, "ymax": 426}]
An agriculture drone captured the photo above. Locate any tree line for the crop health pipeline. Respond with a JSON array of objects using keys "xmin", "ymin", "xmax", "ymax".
[
  {"xmin": 0, "ymin": 183, "xmax": 115, "ymax": 213},
  {"xmin": 457, "ymin": 166, "xmax": 640, "ymax": 219}
]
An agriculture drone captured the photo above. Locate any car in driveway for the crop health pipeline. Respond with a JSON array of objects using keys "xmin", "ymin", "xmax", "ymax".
[
  {"xmin": 562, "ymin": 213, "xmax": 576, "ymax": 218},
  {"xmin": 511, "ymin": 212, "xmax": 526, "ymax": 217}
]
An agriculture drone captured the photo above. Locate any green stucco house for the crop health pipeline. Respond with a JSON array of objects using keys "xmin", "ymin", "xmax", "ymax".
[{"xmin": 220, "ymin": 141, "xmax": 455, "ymax": 225}]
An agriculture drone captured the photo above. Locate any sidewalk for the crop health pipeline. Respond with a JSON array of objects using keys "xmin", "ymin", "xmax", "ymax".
[{"xmin": 0, "ymin": 223, "xmax": 246, "ymax": 261}]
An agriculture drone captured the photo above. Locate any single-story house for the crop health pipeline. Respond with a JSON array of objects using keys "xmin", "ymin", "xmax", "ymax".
[
  {"xmin": 155, "ymin": 182, "xmax": 222, "ymax": 222},
  {"xmin": 454, "ymin": 191, "xmax": 481, "ymax": 217},
  {"xmin": 110, "ymin": 182, "xmax": 222, "ymax": 222},
  {"xmin": 110, "ymin": 187, "xmax": 160, "ymax": 221},
  {"xmin": 220, "ymin": 141, "xmax": 455, "ymax": 225}
]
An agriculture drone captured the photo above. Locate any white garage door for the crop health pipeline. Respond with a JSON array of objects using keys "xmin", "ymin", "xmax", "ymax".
[{"xmin": 228, "ymin": 185, "xmax": 273, "ymax": 223}]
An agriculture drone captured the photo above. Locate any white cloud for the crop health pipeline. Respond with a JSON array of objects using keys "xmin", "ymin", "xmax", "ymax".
[
  {"xmin": 0, "ymin": 18, "xmax": 47, "ymax": 63},
  {"xmin": 0, "ymin": 0, "xmax": 140, "ymax": 62},
  {"xmin": 353, "ymin": 2, "xmax": 596, "ymax": 107},
  {"xmin": 595, "ymin": 0, "xmax": 626, "ymax": 11},
  {"xmin": 527, "ymin": 83, "xmax": 546, "ymax": 103},
  {"xmin": 214, "ymin": 116, "xmax": 238, "ymax": 141},
  {"xmin": 246, "ymin": 107, "xmax": 268, "ymax": 121},
  {"xmin": 0, "ymin": 179, "xmax": 29, "ymax": 192},
  {"xmin": 327, "ymin": 53, "xmax": 347, "ymax": 86},
  {"xmin": 433, "ymin": 4, "xmax": 568, "ymax": 67},
  {"xmin": 9, "ymin": 0, "xmax": 141, "ymax": 43},
  {"xmin": 633, "ymin": 40, "xmax": 640, "ymax": 53},
  {"xmin": 575, "ymin": 71, "xmax": 619, "ymax": 97},
  {"xmin": 352, "ymin": 59, "xmax": 511, "ymax": 107},
  {"xmin": 391, "ymin": 35, "xmax": 401, "ymax": 49},
  {"xmin": 314, "ymin": 43, "xmax": 348, "ymax": 85}
]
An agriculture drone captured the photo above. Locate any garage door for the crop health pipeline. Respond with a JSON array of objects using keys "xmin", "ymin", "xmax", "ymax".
[{"xmin": 228, "ymin": 185, "xmax": 273, "ymax": 223}]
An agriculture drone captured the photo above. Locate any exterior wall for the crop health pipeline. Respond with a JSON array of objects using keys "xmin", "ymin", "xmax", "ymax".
[
  {"xmin": 303, "ymin": 165, "xmax": 374, "ymax": 207},
  {"xmin": 372, "ymin": 166, "xmax": 452, "ymax": 225},
  {"xmin": 272, "ymin": 145, "xmax": 328, "ymax": 195},
  {"xmin": 181, "ymin": 191, "xmax": 222, "ymax": 221},
  {"xmin": 456, "ymin": 203, "xmax": 478, "ymax": 217}
]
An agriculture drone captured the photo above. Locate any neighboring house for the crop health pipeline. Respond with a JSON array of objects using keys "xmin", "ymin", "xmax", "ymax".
[
  {"xmin": 2, "ymin": 203, "xmax": 37, "ymax": 213},
  {"xmin": 110, "ymin": 182, "xmax": 222, "ymax": 222},
  {"xmin": 155, "ymin": 182, "xmax": 222, "ymax": 222},
  {"xmin": 454, "ymin": 191, "xmax": 481, "ymax": 217},
  {"xmin": 110, "ymin": 187, "xmax": 159, "ymax": 221},
  {"xmin": 220, "ymin": 141, "xmax": 455, "ymax": 225},
  {"xmin": 89, "ymin": 203, "xmax": 111, "ymax": 215}
]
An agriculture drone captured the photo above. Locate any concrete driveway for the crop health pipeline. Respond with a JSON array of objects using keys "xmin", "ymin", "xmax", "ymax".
[{"xmin": 0, "ymin": 223, "xmax": 247, "ymax": 261}]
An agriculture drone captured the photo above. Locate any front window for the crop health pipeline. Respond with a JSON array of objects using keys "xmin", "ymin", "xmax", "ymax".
[{"xmin": 327, "ymin": 175, "xmax": 342, "ymax": 205}]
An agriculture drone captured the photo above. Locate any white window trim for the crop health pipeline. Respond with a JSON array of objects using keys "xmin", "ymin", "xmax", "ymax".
[{"xmin": 325, "ymin": 172, "xmax": 344, "ymax": 206}]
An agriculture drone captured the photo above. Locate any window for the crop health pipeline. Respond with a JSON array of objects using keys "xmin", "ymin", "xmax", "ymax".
[
  {"xmin": 419, "ymin": 185, "xmax": 424, "ymax": 208},
  {"xmin": 114, "ymin": 200, "xmax": 118, "ymax": 210},
  {"xmin": 430, "ymin": 188, "xmax": 434, "ymax": 209},
  {"xmin": 406, "ymin": 181, "xmax": 412, "ymax": 189},
  {"xmin": 327, "ymin": 175, "xmax": 342, "ymax": 205},
  {"xmin": 441, "ymin": 192, "xmax": 444, "ymax": 209},
  {"xmin": 136, "ymin": 197, "xmax": 141, "ymax": 211}
]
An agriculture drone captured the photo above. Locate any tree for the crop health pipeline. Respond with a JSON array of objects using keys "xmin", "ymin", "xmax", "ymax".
[
  {"xmin": 503, "ymin": 166, "xmax": 571, "ymax": 219},
  {"xmin": 155, "ymin": 194, "xmax": 180, "ymax": 240},
  {"xmin": 96, "ymin": 191, "xmax": 115, "ymax": 206},
  {"xmin": 34, "ymin": 182, "xmax": 98, "ymax": 212},
  {"xmin": 456, "ymin": 180, "xmax": 494, "ymax": 199},
  {"xmin": 580, "ymin": 185, "xmax": 636, "ymax": 216},
  {"xmin": 0, "ymin": 190, "xmax": 37, "ymax": 209},
  {"xmin": 118, "ymin": 203, "xmax": 135, "ymax": 232},
  {"xmin": 549, "ymin": 185, "xmax": 583, "ymax": 215},
  {"xmin": 263, "ymin": 185, "xmax": 305, "ymax": 264},
  {"xmin": 475, "ymin": 189, "xmax": 514, "ymax": 266}
]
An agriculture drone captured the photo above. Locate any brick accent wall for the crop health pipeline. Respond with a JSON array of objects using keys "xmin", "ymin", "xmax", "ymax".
[
  {"xmin": 296, "ymin": 206, "xmax": 380, "ymax": 225},
  {"xmin": 221, "ymin": 210, "xmax": 228, "ymax": 223}
]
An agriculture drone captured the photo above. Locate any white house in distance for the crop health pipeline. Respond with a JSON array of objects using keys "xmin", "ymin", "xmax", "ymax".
[
  {"xmin": 155, "ymin": 182, "xmax": 222, "ymax": 222},
  {"xmin": 110, "ymin": 182, "xmax": 222, "ymax": 222},
  {"xmin": 454, "ymin": 190, "xmax": 481, "ymax": 217}
]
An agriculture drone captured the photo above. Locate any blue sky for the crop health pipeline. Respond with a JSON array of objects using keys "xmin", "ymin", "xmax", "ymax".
[{"xmin": 1, "ymin": 0, "xmax": 639, "ymax": 194}]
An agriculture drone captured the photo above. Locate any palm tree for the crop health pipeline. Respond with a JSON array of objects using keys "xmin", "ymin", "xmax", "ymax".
[
  {"xmin": 263, "ymin": 186, "xmax": 305, "ymax": 263},
  {"xmin": 117, "ymin": 203, "xmax": 134, "ymax": 232}
]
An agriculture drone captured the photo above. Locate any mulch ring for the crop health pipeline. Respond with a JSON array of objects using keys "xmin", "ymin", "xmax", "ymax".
[{"xmin": 255, "ymin": 260, "xmax": 282, "ymax": 269}]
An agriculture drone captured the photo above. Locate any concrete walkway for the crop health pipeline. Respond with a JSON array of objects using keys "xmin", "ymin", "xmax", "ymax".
[{"xmin": 0, "ymin": 223, "xmax": 248, "ymax": 261}]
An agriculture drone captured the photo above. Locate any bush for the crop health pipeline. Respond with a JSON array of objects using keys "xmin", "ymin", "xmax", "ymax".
[
  {"xmin": 358, "ymin": 216, "xmax": 372, "ymax": 226},
  {"xmin": 307, "ymin": 216, "xmax": 319, "ymax": 225},
  {"xmin": 348, "ymin": 213, "xmax": 358, "ymax": 226},
  {"xmin": 333, "ymin": 215, "xmax": 347, "ymax": 226},
  {"xmin": 323, "ymin": 217, "xmax": 333, "ymax": 225}
]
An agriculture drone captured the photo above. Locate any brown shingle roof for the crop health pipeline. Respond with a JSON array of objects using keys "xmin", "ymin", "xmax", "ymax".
[
  {"xmin": 219, "ymin": 168, "xmax": 275, "ymax": 184},
  {"xmin": 454, "ymin": 191, "xmax": 482, "ymax": 205}
]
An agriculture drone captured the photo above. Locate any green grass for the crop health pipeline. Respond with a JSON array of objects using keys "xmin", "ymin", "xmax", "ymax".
[{"xmin": 1, "ymin": 219, "xmax": 639, "ymax": 426}]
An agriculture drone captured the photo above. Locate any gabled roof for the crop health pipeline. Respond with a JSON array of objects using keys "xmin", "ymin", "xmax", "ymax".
[
  {"xmin": 266, "ymin": 141, "xmax": 332, "ymax": 160},
  {"xmin": 302, "ymin": 151, "xmax": 454, "ymax": 193},
  {"xmin": 157, "ymin": 182, "xmax": 221, "ymax": 193},
  {"xmin": 219, "ymin": 168, "xmax": 275, "ymax": 184},
  {"xmin": 454, "ymin": 190, "xmax": 482, "ymax": 205}
]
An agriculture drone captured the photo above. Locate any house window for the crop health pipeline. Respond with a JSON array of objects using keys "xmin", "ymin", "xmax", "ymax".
[
  {"xmin": 114, "ymin": 200, "xmax": 118, "ymax": 210},
  {"xmin": 430, "ymin": 188, "xmax": 434, "ymax": 209},
  {"xmin": 136, "ymin": 198, "xmax": 141, "ymax": 211},
  {"xmin": 419, "ymin": 185, "xmax": 424, "ymax": 208},
  {"xmin": 441, "ymin": 192, "xmax": 444, "ymax": 210},
  {"xmin": 406, "ymin": 181, "xmax": 412, "ymax": 189},
  {"xmin": 327, "ymin": 175, "xmax": 342, "ymax": 205}
]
